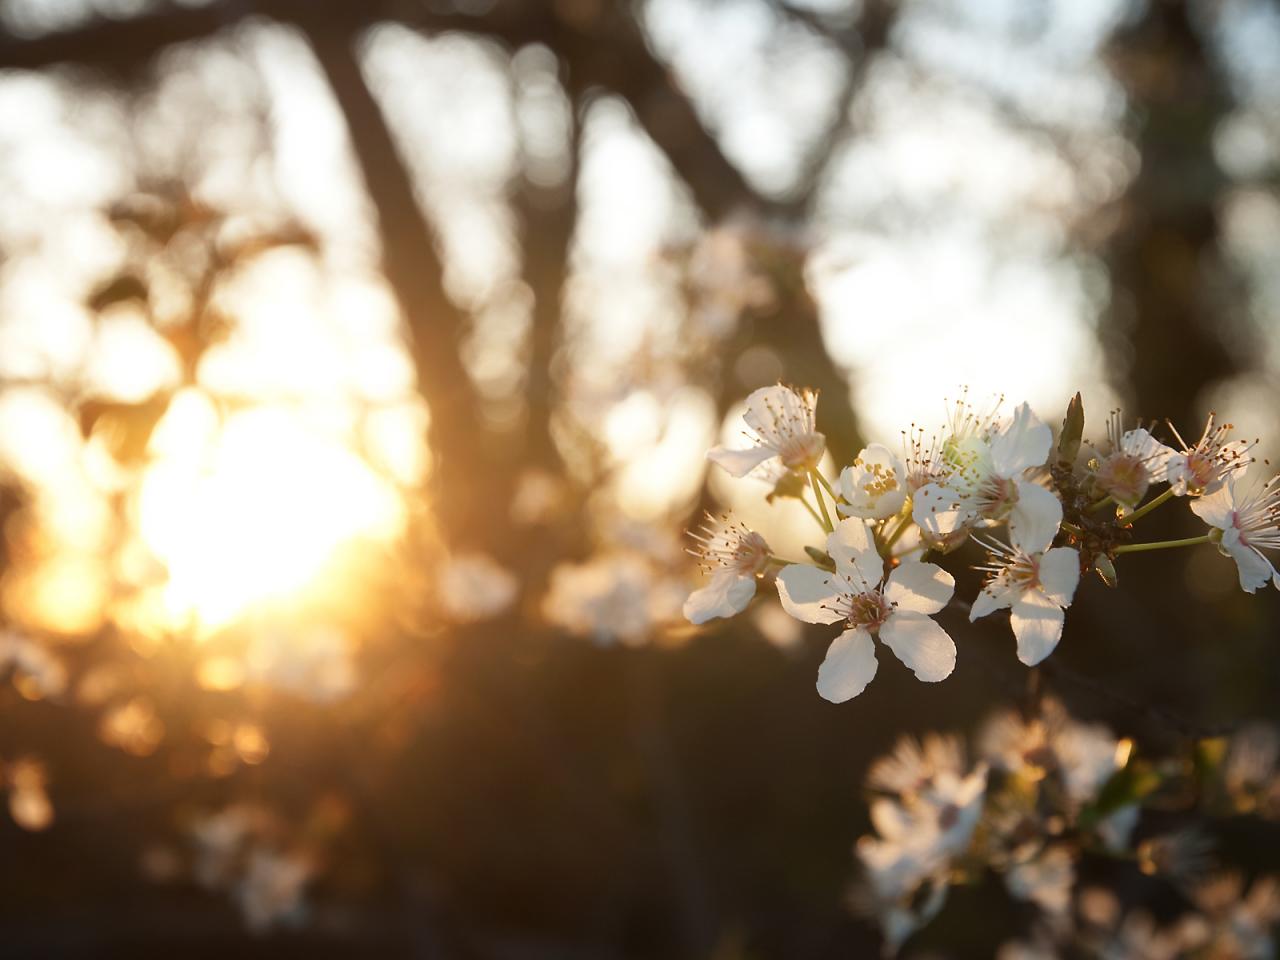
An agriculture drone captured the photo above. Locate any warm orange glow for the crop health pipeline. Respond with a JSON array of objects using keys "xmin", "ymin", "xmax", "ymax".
[{"xmin": 136, "ymin": 391, "xmax": 407, "ymax": 634}]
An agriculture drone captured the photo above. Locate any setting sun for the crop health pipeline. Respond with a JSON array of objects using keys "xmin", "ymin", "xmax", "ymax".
[{"xmin": 136, "ymin": 391, "xmax": 406, "ymax": 633}]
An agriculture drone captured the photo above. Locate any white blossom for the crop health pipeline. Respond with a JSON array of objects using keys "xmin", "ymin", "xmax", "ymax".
[
  {"xmin": 437, "ymin": 552, "xmax": 520, "ymax": 622},
  {"xmin": 243, "ymin": 626, "xmax": 356, "ymax": 704},
  {"xmin": 1164, "ymin": 413, "xmax": 1254, "ymax": 496},
  {"xmin": 0, "ymin": 631, "xmax": 66, "ymax": 699},
  {"xmin": 236, "ymin": 848, "xmax": 312, "ymax": 933},
  {"xmin": 1190, "ymin": 475, "xmax": 1280, "ymax": 593},
  {"xmin": 1005, "ymin": 844, "xmax": 1075, "ymax": 916},
  {"xmin": 913, "ymin": 401, "xmax": 1055, "ymax": 545},
  {"xmin": 970, "ymin": 491, "xmax": 1080, "ymax": 666},
  {"xmin": 776, "ymin": 518, "xmax": 956, "ymax": 702},
  {"xmin": 839, "ymin": 443, "xmax": 907, "ymax": 520},
  {"xmin": 682, "ymin": 514, "xmax": 771, "ymax": 624},
  {"xmin": 707, "ymin": 383, "xmax": 825, "ymax": 477},
  {"xmin": 867, "ymin": 733, "xmax": 967, "ymax": 796},
  {"xmin": 543, "ymin": 554, "xmax": 675, "ymax": 646},
  {"xmin": 1092, "ymin": 410, "xmax": 1176, "ymax": 509}
]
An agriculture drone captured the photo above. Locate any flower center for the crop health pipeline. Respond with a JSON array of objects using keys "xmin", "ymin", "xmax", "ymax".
[
  {"xmin": 778, "ymin": 432, "xmax": 825, "ymax": 471},
  {"xmin": 977, "ymin": 475, "xmax": 1019, "ymax": 521},
  {"xmin": 733, "ymin": 531, "xmax": 771, "ymax": 575},
  {"xmin": 1096, "ymin": 452, "xmax": 1149, "ymax": 506},
  {"xmin": 1009, "ymin": 555, "xmax": 1041, "ymax": 590},
  {"xmin": 847, "ymin": 590, "xmax": 892, "ymax": 631},
  {"xmin": 1185, "ymin": 451, "xmax": 1218, "ymax": 490}
]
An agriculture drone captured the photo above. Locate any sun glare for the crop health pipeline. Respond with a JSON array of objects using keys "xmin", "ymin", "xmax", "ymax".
[{"xmin": 136, "ymin": 391, "xmax": 406, "ymax": 634}]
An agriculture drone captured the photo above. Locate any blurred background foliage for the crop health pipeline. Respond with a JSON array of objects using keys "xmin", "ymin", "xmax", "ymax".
[{"xmin": 0, "ymin": 0, "xmax": 1278, "ymax": 955}]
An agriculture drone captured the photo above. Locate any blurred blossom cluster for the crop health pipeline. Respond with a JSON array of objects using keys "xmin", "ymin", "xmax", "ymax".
[
  {"xmin": 187, "ymin": 804, "xmax": 317, "ymax": 932},
  {"xmin": 856, "ymin": 700, "xmax": 1280, "ymax": 956}
]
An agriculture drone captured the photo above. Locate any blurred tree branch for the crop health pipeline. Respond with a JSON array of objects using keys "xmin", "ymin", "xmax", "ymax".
[
  {"xmin": 1100, "ymin": 0, "xmax": 1253, "ymax": 431},
  {"xmin": 0, "ymin": 0, "xmax": 883, "ymax": 539}
]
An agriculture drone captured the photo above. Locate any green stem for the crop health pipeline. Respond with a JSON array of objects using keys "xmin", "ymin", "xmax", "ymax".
[
  {"xmin": 1113, "ymin": 534, "xmax": 1210, "ymax": 555},
  {"xmin": 881, "ymin": 514, "xmax": 912, "ymax": 553},
  {"xmin": 1061, "ymin": 521, "xmax": 1086, "ymax": 537},
  {"xmin": 799, "ymin": 494, "xmax": 827, "ymax": 532},
  {"xmin": 813, "ymin": 470, "xmax": 839, "ymax": 501},
  {"xmin": 1119, "ymin": 487, "xmax": 1175, "ymax": 527},
  {"xmin": 809, "ymin": 470, "xmax": 835, "ymax": 534},
  {"xmin": 1087, "ymin": 496, "xmax": 1113, "ymax": 513}
]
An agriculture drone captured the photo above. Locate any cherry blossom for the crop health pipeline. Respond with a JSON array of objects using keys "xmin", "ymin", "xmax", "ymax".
[
  {"xmin": 970, "ymin": 491, "xmax": 1080, "ymax": 666},
  {"xmin": 1164, "ymin": 413, "xmax": 1254, "ymax": 496},
  {"xmin": 912, "ymin": 401, "xmax": 1056, "ymax": 546},
  {"xmin": 776, "ymin": 517, "xmax": 955, "ymax": 702},
  {"xmin": 1190, "ymin": 475, "xmax": 1280, "ymax": 592},
  {"xmin": 707, "ymin": 383, "xmax": 825, "ymax": 477},
  {"xmin": 682, "ymin": 513, "xmax": 771, "ymax": 623},
  {"xmin": 838, "ymin": 443, "xmax": 907, "ymax": 520}
]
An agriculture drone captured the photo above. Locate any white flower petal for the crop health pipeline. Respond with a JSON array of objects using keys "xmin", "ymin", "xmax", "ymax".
[
  {"xmin": 827, "ymin": 517, "xmax": 883, "ymax": 590},
  {"xmin": 1189, "ymin": 480, "xmax": 1235, "ymax": 529},
  {"xmin": 1223, "ymin": 533, "xmax": 1276, "ymax": 594},
  {"xmin": 682, "ymin": 570, "xmax": 757, "ymax": 624},
  {"xmin": 743, "ymin": 384, "xmax": 807, "ymax": 438},
  {"xmin": 1120, "ymin": 428, "xmax": 1174, "ymax": 482},
  {"xmin": 707, "ymin": 443, "xmax": 776, "ymax": 477},
  {"xmin": 816, "ymin": 627, "xmax": 879, "ymax": 703},
  {"xmin": 885, "ymin": 560, "xmax": 954, "ymax": 615},
  {"xmin": 1038, "ymin": 547, "xmax": 1081, "ymax": 608},
  {"xmin": 990, "ymin": 403, "xmax": 1051, "ymax": 478},
  {"xmin": 1164, "ymin": 454, "xmax": 1194, "ymax": 496},
  {"xmin": 913, "ymin": 481, "xmax": 972, "ymax": 537},
  {"xmin": 775, "ymin": 564, "xmax": 846, "ymax": 624},
  {"xmin": 970, "ymin": 575, "xmax": 1018, "ymax": 620},
  {"xmin": 1009, "ymin": 480, "xmax": 1062, "ymax": 555},
  {"xmin": 1009, "ymin": 590, "xmax": 1065, "ymax": 666},
  {"xmin": 880, "ymin": 611, "xmax": 956, "ymax": 682}
]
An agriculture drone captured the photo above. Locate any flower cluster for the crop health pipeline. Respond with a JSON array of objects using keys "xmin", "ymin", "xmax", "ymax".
[
  {"xmin": 686, "ymin": 385, "xmax": 1277, "ymax": 702},
  {"xmin": 186, "ymin": 805, "xmax": 317, "ymax": 933},
  {"xmin": 854, "ymin": 700, "xmax": 1280, "ymax": 956}
]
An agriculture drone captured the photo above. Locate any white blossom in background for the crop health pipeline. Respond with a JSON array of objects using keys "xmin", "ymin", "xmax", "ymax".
[
  {"xmin": 437, "ymin": 552, "xmax": 520, "ymax": 622},
  {"xmin": 543, "ymin": 553, "xmax": 680, "ymax": 646},
  {"xmin": 5, "ymin": 758, "xmax": 53, "ymax": 831},
  {"xmin": 980, "ymin": 697, "xmax": 1130, "ymax": 809},
  {"xmin": 236, "ymin": 848, "xmax": 312, "ymax": 933},
  {"xmin": 192, "ymin": 805, "xmax": 258, "ymax": 890},
  {"xmin": 1091, "ymin": 410, "xmax": 1175, "ymax": 510},
  {"xmin": 189, "ymin": 804, "xmax": 314, "ymax": 933},
  {"xmin": 838, "ymin": 443, "xmax": 907, "ymax": 520},
  {"xmin": 682, "ymin": 513, "xmax": 771, "ymax": 624},
  {"xmin": 1005, "ymin": 845, "xmax": 1075, "ymax": 917},
  {"xmin": 776, "ymin": 517, "xmax": 956, "ymax": 702},
  {"xmin": 707, "ymin": 383, "xmax": 825, "ymax": 478},
  {"xmin": 1190, "ymin": 475, "xmax": 1280, "ymax": 593},
  {"xmin": 243, "ymin": 626, "xmax": 357, "ymax": 704},
  {"xmin": 970, "ymin": 491, "xmax": 1080, "ymax": 666},
  {"xmin": 509, "ymin": 467, "xmax": 567, "ymax": 525},
  {"xmin": 1164, "ymin": 414, "xmax": 1254, "ymax": 496},
  {"xmin": 867, "ymin": 733, "xmax": 967, "ymax": 796},
  {"xmin": 682, "ymin": 227, "xmax": 776, "ymax": 338},
  {"xmin": 0, "ymin": 631, "xmax": 67, "ymax": 699},
  {"xmin": 855, "ymin": 734, "xmax": 987, "ymax": 953}
]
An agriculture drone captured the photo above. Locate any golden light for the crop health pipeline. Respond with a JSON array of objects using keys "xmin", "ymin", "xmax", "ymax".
[{"xmin": 136, "ymin": 390, "xmax": 407, "ymax": 634}]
